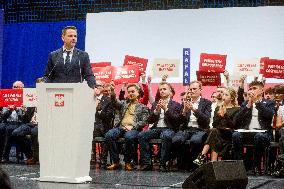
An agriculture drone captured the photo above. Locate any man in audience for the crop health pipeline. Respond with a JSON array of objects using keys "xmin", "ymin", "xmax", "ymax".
[
  {"xmin": 138, "ymin": 82, "xmax": 182, "ymax": 171},
  {"xmin": 105, "ymin": 84, "xmax": 149, "ymax": 171},
  {"xmin": 92, "ymin": 82, "xmax": 115, "ymax": 168},
  {"xmin": 172, "ymin": 81, "xmax": 211, "ymax": 171},
  {"xmin": 1, "ymin": 81, "xmax": 26, "ymax": 163},
  {"xmin": 210, "ymin": 86, "xmax": 225, "ymax": 128},
  {"xmin": 233, "ymin": 81, "xmax": 275, "ymax": 175},
  {"xmin": 264, "ymin": 87, "xmax": 275, "ymax": 101}
]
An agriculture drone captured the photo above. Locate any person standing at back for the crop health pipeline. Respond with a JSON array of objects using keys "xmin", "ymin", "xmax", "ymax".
[{"xmin": 44, "ymin": 26, "xmax": 96, "ymax": 89}]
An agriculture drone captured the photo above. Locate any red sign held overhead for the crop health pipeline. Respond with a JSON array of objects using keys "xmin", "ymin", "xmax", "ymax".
[
  {"xmin": 112, "ymin": 65, "xmax": 140, "ymax": 84},
  {"xmin": 0, "ymin": 89, "xmax": 23, "ymax": 107},
  {"xmin": 199, "ymin": 53, "xmax": 227, "ymax": 73},
  {"xmin": 91, "ymin": 62, "xmax": 111, "ymax": 67},
  {"xmin": 91, "ymin": 66, "xmax": 113, "ymax": 83},
  {"xmin": 123, "ymin": 55, "xmax": 148, "ymax": 75},
  {"xmin": 259, "ymin": 57, "xmax": 269, "ymax": 74},
  {"xmin": 196, "ymin": 71, "xmax": 221, "ymax": 86},
  {"xmin": 263, "ymin": 59, "xmax": 284, "ymax": 79}
]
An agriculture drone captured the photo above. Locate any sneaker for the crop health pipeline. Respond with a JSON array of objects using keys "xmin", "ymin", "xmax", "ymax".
[{"xmin": 193, "ymin": 154, "xmax": 206, "ymax": 166}]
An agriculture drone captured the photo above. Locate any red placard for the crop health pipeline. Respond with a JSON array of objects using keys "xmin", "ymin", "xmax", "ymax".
[
  {"xmin": 199, "ymin": 53, "xmax": 227, "ymax": 73},
  {"xmin": 112, "ymin": 65, "xmax": 140, "ymax": 84},
  {"xmin": 123, "ymin": 55, "xmax": 148, "ymax": 75},
  {"xmin": 259, "ymin": 57, "xmax": 269, "ymax": 74},
  {"xmin": 0, "ymin": 89, "xmax": 23, "ymax": 107},
  {"xmin": 196, "ymin": 71, "xmax": 221, "ymax": 86},
  {"xmin": 91, "ymin": 65, "xmax": 113, "ymax": 83},
  {"xmin": 263, "ymin": 59, "xmax": 284, "ymax": 79},
  {"xmin": 90, "ymin": 62, "xmax": 111, "ymax": 67}
]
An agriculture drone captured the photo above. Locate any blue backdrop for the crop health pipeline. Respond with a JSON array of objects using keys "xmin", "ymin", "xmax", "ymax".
[
  {"xmin": 0, "ymin": 10, "xmax": 3, "ymax": 88},
  {"xmin": 1, "ymin": 21, "xmax": 86, "ymax": 88}
]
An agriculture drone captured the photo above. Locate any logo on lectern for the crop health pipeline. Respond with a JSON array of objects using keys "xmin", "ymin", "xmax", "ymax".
[{"xmin": 55, "ymin": 94, "xmax": 64, "ymax": 107}]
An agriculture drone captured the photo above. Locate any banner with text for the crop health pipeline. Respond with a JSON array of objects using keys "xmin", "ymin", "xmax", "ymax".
[
  {"xmin": 259, "ymin": 57, "xmax": 269, "ymax": 74},
  {"xmin": 123, "ymin": 55, "xmax": 148, "ymax": 75},
  {"xmin": 229, "ymin": 75, "xmax": 247, "ymax": 91},
  {"xmin": 263, "ymin": 59, "xmax": 284, "ymax": 79},
  {"xmin": 183, "ymin": 48, "xmax": 190, "ymax": 86},
  {"xmin": 23, "ymin": 88, "xmax": 37, "ymax": 107},
  {"xmin": 199, "ymin": 53, "xmax": 227, "ymax": 73},
  {"xmin": 91, "ymin": 65, "xmax": 113, "ymax": 83},
  {"xmin": 91, "ymin": 62, "xmax": 111, "ymax": 67},
  {"xmin": 152, "ymin": 58, "xmax": 179, "ymax": 78},
  {"xmin": 234, "ymin": 58, "xmax": 260, "ymax": 76},
  {"xmin": 196, "ymin": 71, "xmax": 221, "ymax": 86},
  {"xmin": 112, "ymin": 65, "xmax": 140, "ymax": 84},
  {"xmin": 0, "ymin": 89, "xmax": 23, "ymax": 107}
]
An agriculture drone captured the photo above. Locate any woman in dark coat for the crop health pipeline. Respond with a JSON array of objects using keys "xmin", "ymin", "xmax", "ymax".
[{"xmin": 193, "ymin": 88, "xmax": 240, "ymax": 166}]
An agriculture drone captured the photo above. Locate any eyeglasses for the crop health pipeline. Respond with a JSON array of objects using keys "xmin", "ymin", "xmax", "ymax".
[{"xmin": 13, "ymin": 86, "xmax": 22, "ymax": 88}]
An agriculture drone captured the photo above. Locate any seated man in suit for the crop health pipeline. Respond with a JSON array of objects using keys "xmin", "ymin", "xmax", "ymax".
[
  {"xmin": 44, "ymin": 26, "xmax": 96, "ymax": 89},
  {"xmin": 1, "ymin": 81, "xmax": 26, "ymax": 163},
  {"xmin": 138, "ymin": 81, "xmax": 182, "ymax": 171},
  {"xmin": 173, "ymin": 81, "xmax": 211, "ymax": 171},
  {"xmin": 92, "ymin": 82, "xmax": 115, "ymax": 168},
  {"xmin": 233, "ymin": 81, "xmax": 275, "ymax": 175},
  {"xmin": 105, "ymin": 84, "xmax": 149, "ymax": 171}
]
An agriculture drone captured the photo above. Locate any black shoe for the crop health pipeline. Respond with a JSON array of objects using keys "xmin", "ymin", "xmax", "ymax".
[
  {"xmin": 140, "ymin": 164, "xmax": 152, "ymax": 171},
  {"xmin": 159, "ymin": 165, "xmax": 168, "ymax": 172}
]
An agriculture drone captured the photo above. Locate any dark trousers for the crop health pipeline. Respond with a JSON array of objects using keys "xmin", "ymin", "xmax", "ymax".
[
  {"xmin": 12, "ymin": 124, "xmax": 37, "ymax": 159},
  {"xmin": 105, "ymin": 127, "xmax": 139, "ymax": 164},
  {"xmin": 172, "ymin": 129, "xmax": 207, "ymax": 169},
  {"xmin": 0, "ymin": 123, "xmax": 6, "ymax": 159},
  {"xmin": 93, "ymin": 123, "xmax": 111, "ymax": 165},
  {"xmin": 3, "ymin": 122, "xmax": 19, "ymax": 160},
  {"xmin": 138, "ymin": 128, "xmax": 175, "ymax": 166},
  {"xmin": 232, "ymin": 131, "xmax": 271, "ymax": 169}
]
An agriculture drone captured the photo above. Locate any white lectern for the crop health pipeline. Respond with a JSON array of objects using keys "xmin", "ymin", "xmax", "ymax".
[{"xmin": 36, "ymin": 83, "xmax": 96, "ymax": 183}]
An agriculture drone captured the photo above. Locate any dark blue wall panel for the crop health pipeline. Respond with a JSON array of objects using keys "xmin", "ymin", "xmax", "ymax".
[{"xmin": 2, "ymin": 21, "xmax": 86, "ymax": 88}]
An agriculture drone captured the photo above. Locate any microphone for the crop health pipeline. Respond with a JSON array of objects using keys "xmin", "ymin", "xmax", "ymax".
[
  {"xmin": 44, "ymin": 60, "xmax": 59, "ymax": 83},
  {"xmin": 77, "ymin": 51, "xmax": 83, "ymax": 83}
]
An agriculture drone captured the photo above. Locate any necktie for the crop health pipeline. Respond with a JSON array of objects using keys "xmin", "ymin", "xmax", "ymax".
[{"xmin": 65, "ymin": 51, "xmax": 71, "ymax": 69}]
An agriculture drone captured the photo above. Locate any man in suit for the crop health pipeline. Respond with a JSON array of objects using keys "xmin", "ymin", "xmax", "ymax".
[
  {"xmin": 105, "ymin": 84, "xmax": 149, "ymax": 171},
  {"xmin": 91, "ymin": 82, "xmax": 115, "ymax": 168},
  {"xmin": 138, "ymin": 82, "xmax": 182, "ymax": 171},
  {"xmin": 44, "ymin": 26, "xmax": 96, "ymax": 89},
  {"xmin": 233, "ymin": 81, "xmax": 275, "ymax": 174},
  {"xmin": 173, "ymin": 81, "xmax": 211, "ymax": 171}
]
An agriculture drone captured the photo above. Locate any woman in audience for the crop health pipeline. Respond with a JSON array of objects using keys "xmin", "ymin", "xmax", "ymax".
[{"xmin": 193, "ymin": 88, "xmax": 240, "ymax": 166}]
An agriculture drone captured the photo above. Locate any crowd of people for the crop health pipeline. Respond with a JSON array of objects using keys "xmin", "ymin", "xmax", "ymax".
[
  {"xmin": 1, "ymin": 25, "xmax": 283, "ymax": 178},
  {"xmin": 0, "ymin": 74, "xmax": 284, "ymax": 177},
  {"xmin": 88, "ymin": 73, "xmax": 284, "ymax": 176}
]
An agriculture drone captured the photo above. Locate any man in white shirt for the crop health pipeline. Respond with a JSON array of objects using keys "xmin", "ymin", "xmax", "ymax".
[
  {"xmin": 233, "ymin": 81, "xmax": 275, "ymax": 174},
  {"xmin": 138, "ymin": 82, "xmax": 182, "ymax": 171}
]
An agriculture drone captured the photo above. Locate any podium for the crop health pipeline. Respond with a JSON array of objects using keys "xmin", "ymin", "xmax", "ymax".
[{"xmin": 36, "ymin": 83, "xmax": 96, "ymax": 183}]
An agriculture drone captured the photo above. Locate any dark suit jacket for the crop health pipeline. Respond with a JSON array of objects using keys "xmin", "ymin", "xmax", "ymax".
[
  {"xmin": 95, "ymin": 95, "xmax": 115, "ymax": 130},
  {"xmin": 44, "ymin": 48, "xmax": 96, "ymax": 88},
  {"xmin": 148, "ymin": 99, "xmax": 182, "ymax": 131},
  {"xmin": 235, "ymin": 99, "xmax": 275, "ymax": 130},
  {"xmin": 180, "ymin": 98, "xmax": 212, "ymax": 130}
]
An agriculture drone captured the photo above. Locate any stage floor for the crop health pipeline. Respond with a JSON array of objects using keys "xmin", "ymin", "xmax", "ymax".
[{"xmin": 1, "ymin": 164, "xmax": 284, "ymax": 189}]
